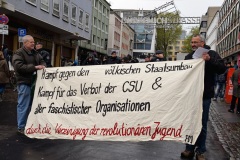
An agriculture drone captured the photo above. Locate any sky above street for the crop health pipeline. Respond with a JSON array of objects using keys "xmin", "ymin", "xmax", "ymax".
[{"xmin": 108, "ymin": 0, "xmax": 224, "ymax": 17}]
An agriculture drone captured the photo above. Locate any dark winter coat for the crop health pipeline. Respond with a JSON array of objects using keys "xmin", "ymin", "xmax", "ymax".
[
  {"xmin": 12, "ymin": 47, "xmax": 46, "ymax": 85},
  {"xmin": 107, "ymin": 57, "xmax": 121, "ymax": 64},
  {"xmin": 150, "ymin": 56, "xmax": 166, "ymax": 62},
  {"xmin": 37, "ymin": 48, "xmax": 51, "ymax": 67},
  {"xmin": 0, "ymin": 59, "xmax": 10, "ymax": 84},
  {"xmin": 231, "ymin": 69, "xmax": 240, "ymax": 98},
  {"xmin": 185, "ymin": 50, "xmax": 226, "ymax": 99}
]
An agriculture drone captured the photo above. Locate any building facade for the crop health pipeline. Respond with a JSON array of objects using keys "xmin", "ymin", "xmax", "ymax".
[
  {"xmin": 107, "ymin": 11, "xmax": 134, "ymax": 57},
  {"xmin": 199, "ymin": 7, "xmax": 220, "ymax": 39},
  {"xmin": 0, "ymin": 0, "xmax": 92, "ymax": 67},
  {"xmin": 78, "ymin": 0, "xmax": 110, "ymax": 63},
  {"xmin": 216, "ymin": 0, "xmax": 240, "ymax": 63},
  {"xmin": 206, "ymin": 11, "xmax": 219, "ymax": 51},
  {"xmin": 167, "ymin": 30, "xmax": 186, "ymax": 61},
  {"xmin": 113, "ymin": 9, "xmax": 157, "ymax": 58}
]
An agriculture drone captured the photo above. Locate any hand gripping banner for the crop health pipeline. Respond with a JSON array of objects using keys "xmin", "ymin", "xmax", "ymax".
[{"xmin": 25, "ymin": 59, "xmax": 204, "ymax": 144}]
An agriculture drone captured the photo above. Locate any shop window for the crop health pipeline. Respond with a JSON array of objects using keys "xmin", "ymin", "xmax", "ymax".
[
  {"xmin": 26, "ymin": 0, "xmax": 37, "ymax": 6},
  {"xmin": 41, "ymin": 0, "xmax": 49, "ymax": 12},
  {"xmin": 52, "ymin": 0, "xmax": 60, "ymax": 17},
  {"xmin": 63, "ymin": 0, "xmax": 69, "ymax": 22}
]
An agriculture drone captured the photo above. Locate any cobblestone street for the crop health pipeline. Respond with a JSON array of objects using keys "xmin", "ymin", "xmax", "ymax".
[{"xmin": 210, "ymin": 100, "xmax": 240, "ymax": 159}]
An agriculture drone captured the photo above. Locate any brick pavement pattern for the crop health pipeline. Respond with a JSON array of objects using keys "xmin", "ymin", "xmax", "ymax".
[{"xmin": 210, "ymin": 101, "xmax": 240, "ymax": 160}]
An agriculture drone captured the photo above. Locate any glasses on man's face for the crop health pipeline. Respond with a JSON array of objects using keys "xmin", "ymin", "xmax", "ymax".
[{"xmin": 191, "ymin": 41, "xmax": 202, "ymax": 44}]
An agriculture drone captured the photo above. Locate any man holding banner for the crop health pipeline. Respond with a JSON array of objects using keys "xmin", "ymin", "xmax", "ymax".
[
  {"xmin": 12, "ymin": 35, "xmax": 46, "ymax": 134},
  {"xmin": 181, "ymin": 34, "xmax": 226, "ymax": 160}
]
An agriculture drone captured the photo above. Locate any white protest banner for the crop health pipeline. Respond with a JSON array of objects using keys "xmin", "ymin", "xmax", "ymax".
[{"xmin": 25, "ymin": 59, "xmax": 204, "ymax": 144}]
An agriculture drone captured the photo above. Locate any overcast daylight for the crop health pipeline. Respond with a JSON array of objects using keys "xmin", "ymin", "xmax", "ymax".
[{"xmin": 108, "ymin": 0, "xmax": 224, "ymax": 17}]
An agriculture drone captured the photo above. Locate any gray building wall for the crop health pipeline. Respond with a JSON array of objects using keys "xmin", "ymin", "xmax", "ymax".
[{"xmin": 4, "ymin": 0, "xmax": 92, "ymax": 40}]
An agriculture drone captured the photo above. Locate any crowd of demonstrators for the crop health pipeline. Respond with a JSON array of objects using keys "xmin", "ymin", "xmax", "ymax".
[
  {"xmin": 12, "ymin": 35, "xmax": 46, "ymax": 134},
  {"xmin": 181, "ymin": 34, "xmax": 226, "ymax": 160},
  {"xmin": 0, "ymin": 51, "xmax": 10, "ymax": 102}
]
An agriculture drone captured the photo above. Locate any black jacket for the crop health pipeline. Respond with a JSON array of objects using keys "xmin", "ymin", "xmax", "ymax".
[
  {"xmin": 150, "ymin": 56, "xmax": 166, "ymax": 62},
  {"xmin": 37, "ymin": 48, "xmax": 51, "ymax": 67},
  {"xmin": 12, "ymin": 47, "xmax": 46, "ymax": 85},
  {"xmin": 185, "ymin": 50, "xmax": 226, "ymax": 99},
  {"xmin": 107, "ymin": 57, "xmax": 121, "ymax": 64}
]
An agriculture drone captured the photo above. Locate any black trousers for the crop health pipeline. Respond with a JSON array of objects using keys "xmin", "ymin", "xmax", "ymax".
[{"xmin": 230, "ymin": 95, "xmax": 240, "ymax": 112}]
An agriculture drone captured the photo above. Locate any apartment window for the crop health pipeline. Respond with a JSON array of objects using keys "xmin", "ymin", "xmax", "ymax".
[
  {"xmin": 85, "ymin": 13, "xmax": 90, "ymax": 32},
  {"xmin": 99, "ymin": 2, "xmax": 102, "ymax": 13},
  {"xmin": 97, "ymin": 37, "xmax": 100, "ymax": 46},
  {"xmin": 101, "ymin": 39, "xmax": 104, "ymax": 47},
  {"xmin": 52, "ymin": 0, "xmax": 60, "ymax": 17},
  {"xmin": 201, "ymin": 21, "xmax": 207, "ymax": 28},
  {"xmin": 41, "ymin": 0, "xmax": 49, "ymax": 12},
  {"xmin": 175, "ymin": 46, "xmax": 180, "ymax": 51},
  {"xmin": 103, "ymin": 6, "xmax": 106, "ymax": 15},
  {"xmin": 26, "ymin": 0, "xmax": 37, "ymax": 6},
  {"xmin": 98, "ymin": 19, "xmax": 101, "ymax": 29},
  {"xmin": 102, "ymin": 22, "xmax": 104, "ymax": 31},
  {"xmin": 63, "ymin": 0, "xmax": 69, "ymax": 22},
  {"xmin": 94, "ymin": 0, "xmax": 98, "ymax": 8},
  {"xmin": 71, "ymin": 4, "xmax": 77, "ymax": 25},
  {"xmin": 92, "ymin": 35, "xmax": 96, "ymax": 44},
  {"xmin": 105, "ymin": 24, "xmax": 108, "ymax": 32},
  {"xmin": 79, "ymin": 9, "xmax": 84, "ymax": 29},
  {"xmin": 93, "ymin": 17, "xmax": 97, "ymax": 27},
  {"xmin": 106, "ymin": 9, "xmax": 109, "ymax": 17}
]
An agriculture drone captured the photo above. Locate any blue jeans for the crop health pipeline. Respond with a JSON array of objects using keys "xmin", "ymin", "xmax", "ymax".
[
  {"xmin": 214, "ymin": 83, "xmax": 225, "ymax": 99},
  {"xmin": 186, "ymin": 98, "xmax": 211, "ymax": 154},
  {"xmin": 17, "ymin": 84, "xmax": 31, "ymax": 129},
  {"xmin": 0, "ymin": 84, "xmax": 6, "ymax": 94}
]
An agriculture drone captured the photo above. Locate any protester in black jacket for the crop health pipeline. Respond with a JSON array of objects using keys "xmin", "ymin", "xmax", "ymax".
[
  {"xmin": 181, "ymin": 34, "xmax": 226, "ymax": 160},
  {"xmin": 107, "ymin": 51, "xmax": 121, "ymax": 64},
  {"xmin": 150, "ymin": 50, "xmax": 166, "ymax": 62},
  {"xmin": 82, "ymin": 55, "xmax": 99, "ymax": 65}
]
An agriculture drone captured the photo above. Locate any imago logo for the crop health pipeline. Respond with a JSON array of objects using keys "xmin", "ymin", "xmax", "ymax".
[{"xmin": 0, "ymin": 14, "xmax": 9, "ymax": 24}]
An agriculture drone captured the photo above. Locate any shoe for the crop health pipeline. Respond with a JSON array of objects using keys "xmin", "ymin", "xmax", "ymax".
[
  {"xmin": 181, "ymin": 150, "xmax": 194, "ymax": 158},
  {"xmin": 228, "ymin": 109, "xmax": 234, "ymax": 113},
  {"xmin": 237, "ymin": 111, "xmax": 240, "ymax": 114},
  {"xmin": 220, "ymin": 98, "xmax": 224, "ymax": 101},
  {"xmin": 212, "ymin": 98, "xmax": 217, "ymax": 101},
  {"xmin": 196, "ymin": 153, "xmax": 205, "ymax": 160},
  {"xmin": 17, "ymin": 128, "xmax": 25, "ymax": 135}
]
